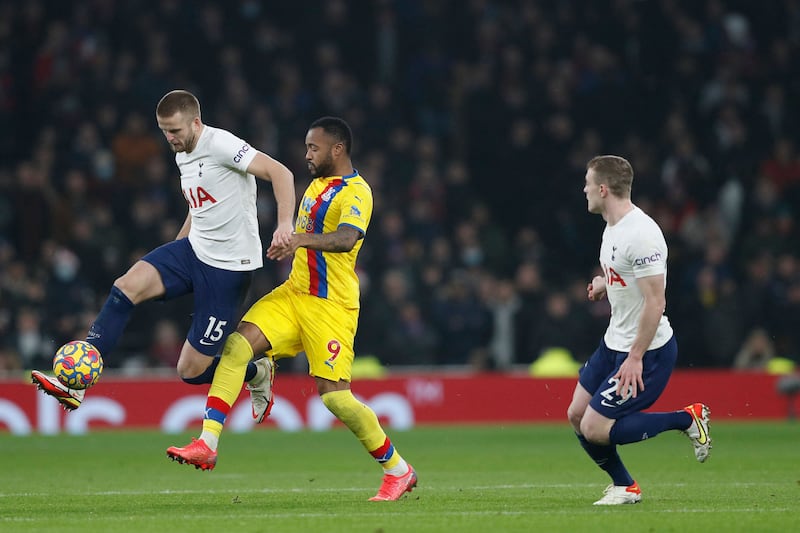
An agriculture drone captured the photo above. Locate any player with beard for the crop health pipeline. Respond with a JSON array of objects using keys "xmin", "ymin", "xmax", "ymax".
[
  {"xmin": 167, "ymin": 117, "xmax": 417, "ymax": 502},
  {"xmin": 32, "ymin": 90, "xmax": 295, "ymax": 413}
]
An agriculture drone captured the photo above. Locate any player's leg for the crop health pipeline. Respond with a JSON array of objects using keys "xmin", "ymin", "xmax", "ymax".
[
  {"xmin": 237, "ymin": 283, "xmax": 302, "ymax": 426},
  {"xmin": 604, "ymin": 337, "xmax": 711, "ymax": 461},
  {"xmin": 317, "ymin": 378, "xmax": 417, "ymax": 501},
  {"xmin": 302, "ymin": 295, "xmax": 416, "ymax": 501},
  {"xmin": 173, "ymin": 256, "xmax": 256, "ymax": 386},
  {"xmin": 167, "ymin": 283, "xmax": 299, "ymax": 469},
  {"xmin": 89, "ymin": 238, "xmax": 201, "ymax": 357},
  {"xmin": 192, "ymin": 323, "xmax": 267, "ymax": 450},
  {"xmin": 32, "ymin": 243, "xmax": 173, "ymax": 410},
  {"xmin": 568, "ymin": 341, "xmax": 639, "ymax": 504},
  {"xmin": 166, "ymin": 330, "xmax": 262, "ymax": 471}
]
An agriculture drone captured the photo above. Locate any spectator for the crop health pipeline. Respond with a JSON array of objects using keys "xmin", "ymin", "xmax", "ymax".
[
  {"xmin": 1, "ymin": 1, "xmax": 799, "ymax": 372},
  {"xmin": 734, "ymin": 328, "xmax": 778, "ymax": 371}
]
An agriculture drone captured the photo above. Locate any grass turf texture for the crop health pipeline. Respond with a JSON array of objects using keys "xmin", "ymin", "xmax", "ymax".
[{"xmin": 1, "ymin": 423, "xmax": 797, "ymax": 532}]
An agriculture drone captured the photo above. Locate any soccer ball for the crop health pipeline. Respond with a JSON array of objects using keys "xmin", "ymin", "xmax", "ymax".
[{"xmin": 53, "ymin": 341, "xmax": 103, "ymax": 389}]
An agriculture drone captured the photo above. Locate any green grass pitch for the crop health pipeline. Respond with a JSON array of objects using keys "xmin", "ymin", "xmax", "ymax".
[{"xmin": 1, "ymin": 423, "xmax": 797, "ymax": 532}]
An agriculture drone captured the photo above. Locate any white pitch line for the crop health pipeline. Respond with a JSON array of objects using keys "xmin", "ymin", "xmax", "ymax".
[{"xmin": 0, "ymin": 480, "xmax": 787, "ymax": 498}]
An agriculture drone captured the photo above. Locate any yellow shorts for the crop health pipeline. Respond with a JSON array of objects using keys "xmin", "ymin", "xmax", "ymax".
[{"xmin": 242, "ymin": 282, "xmax": 358, "ymax": 382}]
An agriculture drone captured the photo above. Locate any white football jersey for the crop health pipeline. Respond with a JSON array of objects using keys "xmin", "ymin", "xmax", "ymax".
[
  {"xmin": 599, "ymin": 205, "xmax": 673, "ymax": 351},
  {"xmin": 174, "ymin": 125, "xmax": 262, "ymax": 271}
]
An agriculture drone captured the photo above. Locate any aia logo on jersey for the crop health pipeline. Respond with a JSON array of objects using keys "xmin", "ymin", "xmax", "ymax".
[
  {"xmin": 183, "ymin": 186, "xmax": 217, "ymax": 208},
  {"xmin": 603, "ymin": 264, "xmax": 627, "ymax": 287}
]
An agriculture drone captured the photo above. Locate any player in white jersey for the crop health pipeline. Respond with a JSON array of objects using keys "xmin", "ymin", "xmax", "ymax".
[
  {"xmin": 566, "ymin": 155, "xmax": 712, "ymax": 505},
  {"xmin": 32, "ymin": 90, "xmax": 295, "ymax": 413}
]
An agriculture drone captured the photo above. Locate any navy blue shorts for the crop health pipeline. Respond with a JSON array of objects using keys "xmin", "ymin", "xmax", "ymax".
[
  {"xmin": 579, "ymin": 336, "xmax": 677, "ymax": 419},
  {"xmin": 142, "ymin": 238, "xmax": 253, "ymax": 356}
]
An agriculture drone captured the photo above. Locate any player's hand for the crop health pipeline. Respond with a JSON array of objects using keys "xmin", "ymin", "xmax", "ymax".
[
  {"xmin": 613, "ymin": 355, "xmax": 644, "ymax": 399},
  {"xmin": 587, "ymin": 276, "xmax": 606, "ymax": 301},
  {"xmin": 266, "ymin": 234, "xmax": 297, "ymax": 261},
  {"xmin": 270, "ymin": 222, "xmax": 294, "ymax": 248}
]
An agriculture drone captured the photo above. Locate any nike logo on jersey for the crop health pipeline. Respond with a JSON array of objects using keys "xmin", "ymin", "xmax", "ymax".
[
  {"xmin": 601, "ymin": 400, "xmax": 617, "ymax": 408},
  {"xmin": 199, "ymin": 339, "xmax": 215, "ymax": 346}
]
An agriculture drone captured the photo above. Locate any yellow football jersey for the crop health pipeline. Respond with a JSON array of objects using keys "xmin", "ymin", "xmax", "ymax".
[{"xmin": 288, "ymin": 171, "xmax": 372, "ymax": 309}]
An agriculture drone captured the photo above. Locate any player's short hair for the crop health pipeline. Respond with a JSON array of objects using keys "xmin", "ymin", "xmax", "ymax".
[
  {"xmin": 309, "ymin": 116, "xmax": 353, "ymax": 155},
  {"xmin": 587, "ymin": 155, "xmax": 633, "ymax": 197},
  {"xmin": 156, "ymin": 90, "xmax": 201, "ymax": 120}
]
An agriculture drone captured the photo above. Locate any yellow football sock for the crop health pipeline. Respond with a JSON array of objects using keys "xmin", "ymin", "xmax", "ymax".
[
  {"xmin": 201, "ymin": 332, "xmax": 254, "ymax": 444},
  {"xmin": 321, "ymin": 389, "xmax": 403, "ymax": 471}
]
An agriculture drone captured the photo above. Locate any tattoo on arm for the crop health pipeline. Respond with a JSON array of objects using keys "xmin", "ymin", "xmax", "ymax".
[{"xmin": 302, "ymin": 227, "xmax": 360, "ymax": 252}]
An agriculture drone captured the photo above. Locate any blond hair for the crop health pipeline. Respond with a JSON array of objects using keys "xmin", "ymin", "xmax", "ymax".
[
  {"xmin": 156, "ymin": 90, "xmax": 201, "ymax": 119},
  {"xmin": 587, "ymin": 155, "xmax": 633, "ymax": 198}
]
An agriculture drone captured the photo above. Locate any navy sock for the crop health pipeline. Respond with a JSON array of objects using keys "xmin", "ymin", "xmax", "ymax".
[
  {"xmin": 244, "ymin": 361, "xmax": 257, "ymax": 382},
  {"xmin": 182, "ymin": 356, "xmax": 220, "ymax": 385},
  {"xmin": 86, "ymin": 286, "xmax": 135, "ymax": 356},
  {"xmin": 576, "ymin": 434, "xmax": 634, "ymax": 487},
  {"xmin": 609, "ymin": 411, "xmax": 692, "ymax": 445}
]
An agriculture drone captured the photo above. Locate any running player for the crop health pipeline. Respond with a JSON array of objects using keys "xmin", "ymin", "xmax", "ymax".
[
  {"xmin": 166, "ymin": 117, "xmax": 417, "ymax": 502},
  {"xmin": 32, "ymin": 90, "xmax": 295, "ymax": 412},
  {"xmin": 567, "ymin": 155, "xmax": 711, "ymax": 505}
]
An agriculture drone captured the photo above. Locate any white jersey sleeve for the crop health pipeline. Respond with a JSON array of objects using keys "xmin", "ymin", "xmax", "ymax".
[
  {"xmin": 174, "ymin": 125, "xmax": 263, "ymax": 271},
  {"xmin": 599, "ymin": 206, "xmax": 673, "ymax": 351}
]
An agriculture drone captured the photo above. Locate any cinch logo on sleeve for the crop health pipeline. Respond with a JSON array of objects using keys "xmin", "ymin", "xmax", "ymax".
[
  {"xmin": 233, "ymin": 143, "xmax": 251, "ymax": 163},
  {"xmin": 634, "ymin": 252, "xmax": 663, "ymax": 266}
]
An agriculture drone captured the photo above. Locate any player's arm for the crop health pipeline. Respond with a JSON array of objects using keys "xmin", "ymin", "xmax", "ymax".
[
  {"xmin": 587, "ymin": 275, "xmax": 606, "ymax": 301},
  {"xmin": 613, "ymin": 273, "xmax": 666, "ymax": 397},
  {"xmin": 266, "ymin": 226, "xmax": 362, "ymax": 261},
  {"xmin": 176, "ymin": 212, "xmax": 191, "ymax": 239},
  {"xmin": 628, "ymin": 274, "xmax": 665, "ymax": 359},
  {"xmin": 246, "ymin": 152, "xmax": 296, "ymax": 247}
]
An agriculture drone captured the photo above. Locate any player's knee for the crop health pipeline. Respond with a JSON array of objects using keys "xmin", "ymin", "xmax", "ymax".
[
  {"xmin": 177, "ymin": 357, "xmax": 216, "ymax": 383},
  {"xmin": 321, "ymin": 391, "xmax": 335, "ymax": 411},
  {"xmin": 320, "ymin": 388, "xmax": 356, "ymax": 419},
  {"xmin": 566, "ymin": 404, "xmax": 583, "ymax": 430},
  {"xmin": 579, "ymin": 419, "xmax": 609, "ymax": 445},
  {"xmin": 112, "ymin": 274, "xmax": 140, "ymax": 301}
]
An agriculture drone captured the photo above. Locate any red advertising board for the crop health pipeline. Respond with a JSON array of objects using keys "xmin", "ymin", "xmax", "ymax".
[{"xmin": 0, "ymin": 370, "xmax": 790, "ymax": 435}]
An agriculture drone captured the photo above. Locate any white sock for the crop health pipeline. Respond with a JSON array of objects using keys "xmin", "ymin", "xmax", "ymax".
[
  {"xmin": 384, "ymin": 458, "xmax": 409, "ymax": 477},
  {"xmin": 252, "ymin": 360, "xmax": 266, "ymax": 383},
  {"xmin": 200, "ymin": 431, "xmax": 219, "ymax": 451}
]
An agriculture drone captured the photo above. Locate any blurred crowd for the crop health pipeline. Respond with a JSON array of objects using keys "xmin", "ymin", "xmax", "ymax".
[{"xmin": 1, "ymin": 0, "xmax": 799, "ymax": 375}]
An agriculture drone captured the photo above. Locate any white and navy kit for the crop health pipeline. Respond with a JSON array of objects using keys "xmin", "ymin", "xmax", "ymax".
[
  {"xmin": 580, "ymin": 206, "xmax": 678, "ymax": 418},
  {"xmin": 143, "ymin": 125, "xmax": 262, "ymax": 355},
  {"xmin": 176, "ymin": 125, "xmax": 262, "ymax": 270},
  {"xmin": 600, "ymin": 206, "xmax": 673, "ymax": 351}
]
